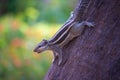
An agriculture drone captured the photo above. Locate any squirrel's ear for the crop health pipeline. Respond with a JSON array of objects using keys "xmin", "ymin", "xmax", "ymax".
[
  {"xmin": 42, "ymin": 39, "xmax": 46, "ymax": 41},
  {"xmin": 42, "ymin": 39, "xmax": 47, "ymax": 43}
]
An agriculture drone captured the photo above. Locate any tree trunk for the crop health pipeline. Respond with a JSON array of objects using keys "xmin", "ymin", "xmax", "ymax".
[{"xmin": 45, "ymin": 0, "xmax": 120, "ymax": 80}]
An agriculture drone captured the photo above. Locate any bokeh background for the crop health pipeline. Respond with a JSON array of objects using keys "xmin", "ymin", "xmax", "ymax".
[{"xmin": 0, "ymin": 0, "xmax": 77, "ymax": 80}]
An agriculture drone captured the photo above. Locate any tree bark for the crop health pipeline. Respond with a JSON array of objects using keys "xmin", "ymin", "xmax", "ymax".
[{"xmin": 45, "ymin": 0, "xmax": 120, "ymax": 80}]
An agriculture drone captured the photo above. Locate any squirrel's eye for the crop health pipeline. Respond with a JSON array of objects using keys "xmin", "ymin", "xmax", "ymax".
[{"xmin": 38, "ymin": 45, "xmax": 41, "ymax": 47}]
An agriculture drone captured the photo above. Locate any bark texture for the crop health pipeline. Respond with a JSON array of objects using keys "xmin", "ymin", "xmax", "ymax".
[{"xmin": 45, "ymin": 0, "xmax": 120, "ymax": 80}]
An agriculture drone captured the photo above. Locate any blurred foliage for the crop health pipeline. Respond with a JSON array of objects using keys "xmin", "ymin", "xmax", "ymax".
[
  {"xmin": 0, "ymin": 0, "xmax": 77, "ymax": 80},
  {"xmin": 0, "ymin": 0, "xmax": 77, "ymax": 23}
]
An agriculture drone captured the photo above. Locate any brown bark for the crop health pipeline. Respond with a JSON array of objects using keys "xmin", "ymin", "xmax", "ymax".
[{"xmin": 45, "ymin": 0, "xmax": 120, "ymax": 80}]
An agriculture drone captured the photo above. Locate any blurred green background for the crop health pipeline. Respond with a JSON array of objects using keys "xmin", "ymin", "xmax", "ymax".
[{"xmin": 0, "ymin": 0, "xmax": 77, "ymax": 80}]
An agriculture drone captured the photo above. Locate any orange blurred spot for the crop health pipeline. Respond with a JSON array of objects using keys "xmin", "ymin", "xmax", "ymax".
[
  {"xmin": 11, "ymin": 20, "xmax": 19, "ymax": 30},
  {"xmin": 11, "ymin": 38, "xmax": 24, "ymax": 47},
  {"xmin": 11, "ymin": 53, "xmax": 22, "ymax": 67},
  {"xmin": 0, "ymin": 24, "xmax": 3, "ymax": 32}
]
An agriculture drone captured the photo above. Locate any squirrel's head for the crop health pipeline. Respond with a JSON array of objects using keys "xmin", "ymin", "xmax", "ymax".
[{"xmin": 34, "ymin": 39, "xmax": 49, "ymax": 53}]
